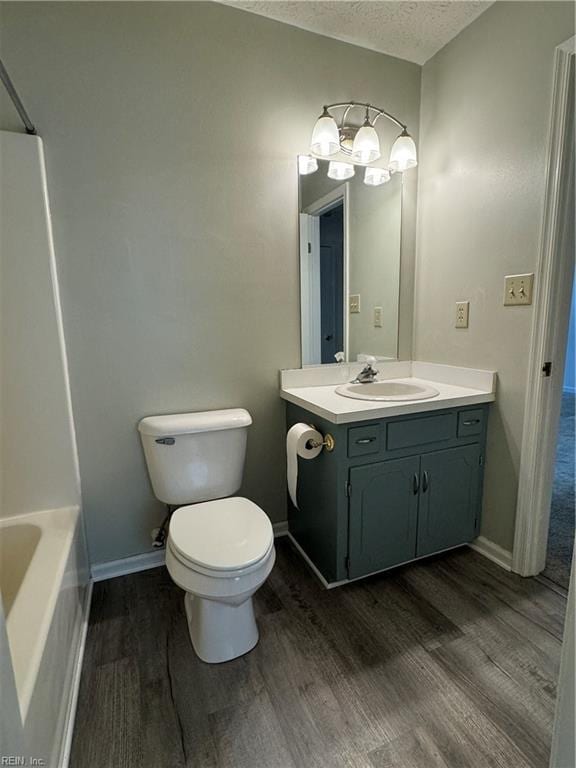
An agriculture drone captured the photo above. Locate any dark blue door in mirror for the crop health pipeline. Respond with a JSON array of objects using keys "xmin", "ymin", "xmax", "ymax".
[{"xmin": 319, "ymin": 203, "xmax": 344, "ymax": 363}]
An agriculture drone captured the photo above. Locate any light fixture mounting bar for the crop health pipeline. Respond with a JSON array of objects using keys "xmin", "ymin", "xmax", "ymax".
[
  {"xmin": 324, "ymin": 102, "xmax": 406, "ymax": 131},
  {"xmin": 0, "ymin": 57, "xmax": 36, "ymax": 135}
]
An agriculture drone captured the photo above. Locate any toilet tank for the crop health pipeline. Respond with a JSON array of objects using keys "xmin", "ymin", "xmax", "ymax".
[{"xmin": 138, "ymin": 409, "xmax": 252, "ymax": 505}]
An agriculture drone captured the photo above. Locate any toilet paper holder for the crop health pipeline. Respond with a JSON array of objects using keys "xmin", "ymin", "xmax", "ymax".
[{"xmin": 306, "ymin": 426, "xmax": 335, "ymax": 452}]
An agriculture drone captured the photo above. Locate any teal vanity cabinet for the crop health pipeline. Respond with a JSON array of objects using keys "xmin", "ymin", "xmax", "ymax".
[{"xmin": 286, "ymin": 403, "xmax": 489, "ymax": 585}]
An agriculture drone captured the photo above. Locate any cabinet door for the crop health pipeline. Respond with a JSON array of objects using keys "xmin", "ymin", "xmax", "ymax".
[
  {"xmin": 417, "ymin": 444, "xmax": 481, "ymax": 557},
  {"xmin": 349, "ymin": 457, "xmax": 420, "ymax": 579}
]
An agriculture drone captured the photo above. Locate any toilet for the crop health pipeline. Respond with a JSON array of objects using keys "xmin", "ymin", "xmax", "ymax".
[{"xmin": 138, "ymin": 408, "xmax": 275, "ymax": 664}]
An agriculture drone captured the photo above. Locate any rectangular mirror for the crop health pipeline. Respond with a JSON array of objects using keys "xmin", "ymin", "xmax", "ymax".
[{"xmin": 298, "ymin": 158, "xmax": 402, "ymax": 365}]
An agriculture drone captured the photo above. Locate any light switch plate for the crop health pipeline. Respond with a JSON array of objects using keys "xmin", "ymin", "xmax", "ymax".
[
  {"xmin": 504, "ymin": 273, "xmax": 534, "ymax": 306},
  {"xmin": 349, "ymin": 294, "xmax": 361, "ymax": 314},
  {"xmin": 455, "ymin": 301, "xmax": 469, "ymax": 328},
  {"xmin": 373, "ymin": 306, "xmax": 383, "ymax": 327}
]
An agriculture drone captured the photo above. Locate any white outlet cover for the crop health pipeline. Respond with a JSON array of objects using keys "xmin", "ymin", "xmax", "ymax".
[
  {"xmin": 455, "ymin": 301, "xmax": 469, "ymax": 328},
  {"xmin": 373, "ymin": 306, "xmax": 383, "ymax": 327}
]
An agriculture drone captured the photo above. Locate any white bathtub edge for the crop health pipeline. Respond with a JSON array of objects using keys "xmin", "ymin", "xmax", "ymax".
[
  {"xmin": 58, "ymin": 579, "xmax": 93, "ymax": 768},
  {"xmin": 2, "ymin": 506, "xmax": 80, "ymax": 722}
]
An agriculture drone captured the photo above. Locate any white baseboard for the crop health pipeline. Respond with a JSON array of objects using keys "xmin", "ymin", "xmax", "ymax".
[
  {"xmin": 287, "ymin": 532, "xmax": 334, "ymax": 589},
  {"xmin": 91, "ymin": 521, "xmax": 290, "ymax": 582},
  {"xmin": 91, "ymin": 549, "xmax": 166, "ymax": 582},
  {"xmin": 469, "ymin": 536, "xmax": 513, "ymax": 571},
  {"xmin": 59, "ymin": 579, "xmax": 93, "ymax": 768},
  {"xmin": 273, "ymin": 520, "xmax": 289, "ymax": 537}
]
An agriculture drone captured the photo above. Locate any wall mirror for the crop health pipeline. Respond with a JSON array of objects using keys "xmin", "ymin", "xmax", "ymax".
[{"xmin": 298, "ymin": 157, "xmax": 402, "ymax": 366}]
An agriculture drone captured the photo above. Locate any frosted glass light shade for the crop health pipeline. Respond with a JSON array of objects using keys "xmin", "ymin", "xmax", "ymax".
[
  {"xmin": 351, "ymin": 124, "xmax": 381, "ymax": 164},
  {"xmin": 364, "ymin": 167, "xmax": 391, "ymax": 186},
  {"xmin": 298, "ymin": 155, "xmax": 318, "ymax": 175},
  {"xmin": 389, "ymin": 130, "xmax": 417, "ymax": 172},
  {"xmin": 328, "ymin": 161, "xmax": 355, "ymax": 181},
  {"xmin": 310, "ymin": 108, "xmax": 340, "ymax": 157}
]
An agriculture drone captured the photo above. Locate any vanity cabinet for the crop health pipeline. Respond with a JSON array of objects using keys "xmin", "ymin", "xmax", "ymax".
[
  {"xmin": 416, "ymin": 444, "xmax": 481, "ymax": 558},
  {"xmin": 286, "ymin": 403, "xmax": 489, "ymax": 586},
  {"xmin": 348, "ymin": 457, "xmax": 419, "ymax": 579}
]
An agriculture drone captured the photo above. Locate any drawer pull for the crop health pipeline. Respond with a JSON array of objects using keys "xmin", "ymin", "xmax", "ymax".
[
  {"xmin": 462, "ymin": 419, "xmax": 481, "ymax": 426},
  {"xmin": 356, "ymin": 437, "xmax": 376, "ymax": 444},
  {"xmin": 422, "ymin": 471, "xmax": 429, "ymax": 493}
]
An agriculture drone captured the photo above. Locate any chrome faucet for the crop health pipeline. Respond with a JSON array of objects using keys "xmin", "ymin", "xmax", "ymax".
[{"xmin": 351, "ymin": 360, "xmax": 379, "ymax": 384}]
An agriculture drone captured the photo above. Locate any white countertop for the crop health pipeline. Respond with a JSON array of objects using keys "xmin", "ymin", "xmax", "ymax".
[{"xmin": 279, "ymin": 362, "xmax": 496, "ymax": 424}]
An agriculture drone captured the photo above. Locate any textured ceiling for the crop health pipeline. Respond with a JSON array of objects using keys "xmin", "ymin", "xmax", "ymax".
[{"xmin": 219, "ymin": 1, "xmax": 494, "ymax": 65}]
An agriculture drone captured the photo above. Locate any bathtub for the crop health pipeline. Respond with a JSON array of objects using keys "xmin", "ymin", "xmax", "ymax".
[{"xmin": 0, "ymin": 506, "xmax": 90, "ymax": 765}]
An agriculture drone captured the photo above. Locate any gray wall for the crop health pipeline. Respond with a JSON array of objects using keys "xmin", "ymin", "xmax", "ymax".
[
  {"xmin": 415, "ymin": 1, "xmax": 574, "ymax": 551},
  {"xmin": 0, "ymin": 2, "xmax": 420, "ymax": 564}
]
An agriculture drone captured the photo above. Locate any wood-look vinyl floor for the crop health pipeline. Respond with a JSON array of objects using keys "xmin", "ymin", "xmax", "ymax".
[{"xmin": 70, "ymin": 539, "xmax": 566, "ymax": 768}]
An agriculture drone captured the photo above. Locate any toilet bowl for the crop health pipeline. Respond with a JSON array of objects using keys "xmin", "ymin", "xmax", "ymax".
[
  {"xmin": 165, "ymin": 496, "xmax": 275, "ymax": 663},
  {"xmin": 138, "ymin": 409, "xmax": 275, "ymax": 664}
]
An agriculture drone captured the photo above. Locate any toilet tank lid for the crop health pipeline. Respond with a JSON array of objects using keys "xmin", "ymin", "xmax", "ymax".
[{"xmin": 138, "ymin": 408, "xmax": 252, "ymax": 437}]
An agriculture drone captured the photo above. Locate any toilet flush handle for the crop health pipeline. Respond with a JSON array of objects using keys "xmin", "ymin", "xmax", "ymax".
[{"xmin": 155, "ymin": 437, "xmax": 175, "ymax": 445}]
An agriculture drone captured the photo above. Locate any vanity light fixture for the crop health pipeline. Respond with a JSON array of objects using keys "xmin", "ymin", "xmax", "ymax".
[
  {"xmin": 328, "ymin": 161, "xmax": 355, "ymax": 180},
  {"xmin": 298, "ymin": 155, "xmax": 319, "ymax": 175},
  {"xmin": 309, "ymin": 102, "xmax": 417, "ymax": 173},
  {"xmin": 364, "ymin": 166, "xmax": 391, "ymax": 186}
]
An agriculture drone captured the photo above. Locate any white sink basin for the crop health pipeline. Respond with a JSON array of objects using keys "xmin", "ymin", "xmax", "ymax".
[{"xmin": 335, "ymin": 380, "xmax": 440, "ymax": 402}]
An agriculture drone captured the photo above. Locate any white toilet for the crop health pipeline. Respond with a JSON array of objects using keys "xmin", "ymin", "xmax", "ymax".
[{"xmin": 138, "ymin": 408, "xmax": 275, "ymax": 664}]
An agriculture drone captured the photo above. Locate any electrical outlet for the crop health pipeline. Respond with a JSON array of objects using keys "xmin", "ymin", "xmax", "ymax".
[
  {"xmin": 455, "ymin": 301, "xmax": 469, "ymax": 328},
  {"xmin": 349, "ymin": 294, "xmax": 361, "ymax": 314},
  {"xmin": 504, "ymin": 273, "xmax": 534, "ymax": 306},
  {"xmin": 373, "ymin": 307, "xmax": 383, "ymax": 328}
]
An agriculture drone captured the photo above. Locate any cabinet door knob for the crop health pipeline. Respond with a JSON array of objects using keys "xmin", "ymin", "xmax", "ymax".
[
  {"xmin": 422, "ymin": 471, "xmax": 429, "ymax": 493},
  {"xmin": 413, "ymin": 473, "xmax": 420, "ymax": 495}
]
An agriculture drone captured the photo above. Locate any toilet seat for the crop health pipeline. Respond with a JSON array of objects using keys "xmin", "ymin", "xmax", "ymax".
[{"xmin": 169, "ymin": 497, "xmax": 273, "ymax": 576}]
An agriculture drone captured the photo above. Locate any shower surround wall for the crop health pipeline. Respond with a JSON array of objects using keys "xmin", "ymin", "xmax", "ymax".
[
  {"xmin": 0, "ymin": 134, "xmax": 80, "ymax": 518},
  {"xmin": 0, "ymin": 2, "xmax": 421, "ymax": 566},
  {"xmin": 0, "ymin": 131, "xmax": 90, "ymax": 766}
]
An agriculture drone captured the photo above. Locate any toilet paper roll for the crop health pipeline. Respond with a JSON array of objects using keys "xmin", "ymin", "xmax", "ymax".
[{"xmin": 286, "ymin": 423, "xmax": 323, "ymax": 509}]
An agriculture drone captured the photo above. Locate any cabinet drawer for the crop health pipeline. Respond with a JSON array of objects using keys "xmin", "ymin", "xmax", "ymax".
[
  {"xmin": 348, "ymin": 424, "xmax": 381, "ymax": 457},
  {"xmin": 386, "ymin": 412, "xmax": 456, "ymax": 451},
  {"xmin": 457, "ymin": 409, "xmax": 484, "ymax": 437}
]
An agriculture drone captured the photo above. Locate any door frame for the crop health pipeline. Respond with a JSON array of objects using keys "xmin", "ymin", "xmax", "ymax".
[
  {"xmin": 512, "ymin": 37, "xmax": 575, "ymax": 577},
  {"xmin": 299, "ymin": 213, "xmax": 321, "ymax": 365},
  {"xmin": 303, "ymin": 184, "xmax": 350, "ymax": 362}
]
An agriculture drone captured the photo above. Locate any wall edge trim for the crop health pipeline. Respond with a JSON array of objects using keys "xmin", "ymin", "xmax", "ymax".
[{"xmin": 59, "ymin": 579, "xmax": 93, "ymax": 768}]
